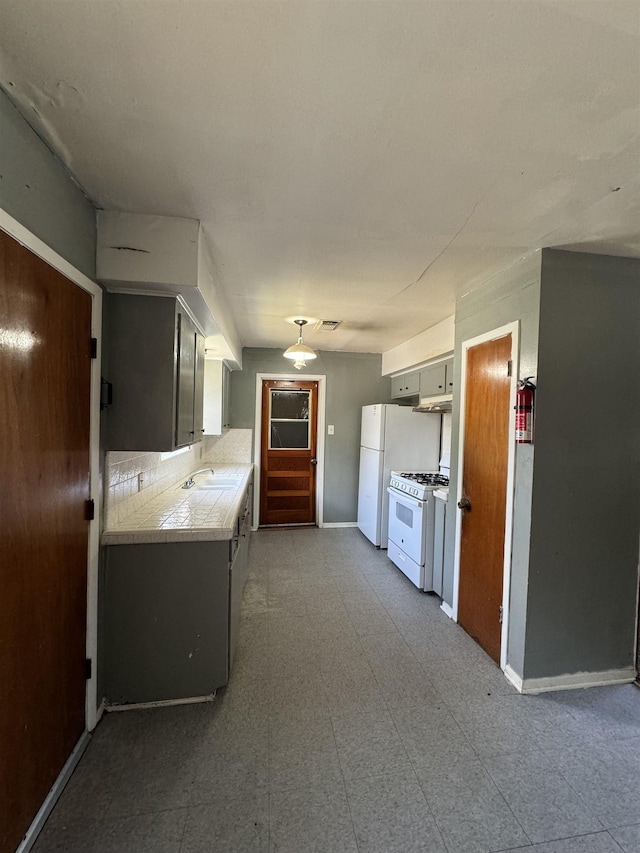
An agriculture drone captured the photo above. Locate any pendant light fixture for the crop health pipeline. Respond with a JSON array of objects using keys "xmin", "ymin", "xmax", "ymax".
[{"xmin": 283, "ymin": 319, "xmax": 317, "ymax": 369}]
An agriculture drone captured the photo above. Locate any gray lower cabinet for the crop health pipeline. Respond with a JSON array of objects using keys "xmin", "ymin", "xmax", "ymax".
[
  {"xmin": 103, "ymin": 509, "xmax": 251, "ymax": 705},
  {"xmin": 229, "ymin": 505, "xmax": 251, "ymax": 669},
  {"xmin": 432, "ymin": 496, "xmax": 447, "ymax": 597}
]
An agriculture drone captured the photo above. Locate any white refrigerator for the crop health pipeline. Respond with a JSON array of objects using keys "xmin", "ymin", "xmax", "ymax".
[{"xmin": 357, "ymin": 404, "xmax": 441, "ymax": 548}]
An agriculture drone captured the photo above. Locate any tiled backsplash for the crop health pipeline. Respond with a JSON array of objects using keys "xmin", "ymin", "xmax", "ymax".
[
  {"xmin": 205, "ymin": 429, "xmax": 252, "ymax": 463},
  {"xmin": 104, "ymin": 429, "xmax": 252, "ymax": 527}
]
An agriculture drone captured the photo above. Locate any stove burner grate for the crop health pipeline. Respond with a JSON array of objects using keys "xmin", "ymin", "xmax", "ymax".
[{"xmin": 399, "ymin": 472, "xmax": 450, "ymax": 487}]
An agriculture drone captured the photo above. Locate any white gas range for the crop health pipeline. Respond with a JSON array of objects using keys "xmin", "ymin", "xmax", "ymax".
[{"xmin": 387, "ymin": 464, "xmax": 450, "ymax": 591}]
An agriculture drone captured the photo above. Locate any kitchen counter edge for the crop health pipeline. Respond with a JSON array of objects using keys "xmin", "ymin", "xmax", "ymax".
[{"xmin": 101, "ymin": 463, "xmax": 254, "ymax": 546}]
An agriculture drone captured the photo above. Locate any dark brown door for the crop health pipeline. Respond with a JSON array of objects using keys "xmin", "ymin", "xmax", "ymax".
[
  {"xmin": 260, "ymin": 379, "xmax": 318, "ymax": 526},
  {"xmin": 0, "ymin": 229, "xmax": 92, "ymax": 853},
  {"xmin": 458, "ymin": 334, "xmax": 512, "ymax": 663}
]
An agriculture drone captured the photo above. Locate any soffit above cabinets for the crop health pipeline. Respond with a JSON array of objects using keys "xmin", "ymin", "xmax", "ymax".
[
  {"xmin": 1, "ymin": 1, "xmax": 639, "ymax": 354},
  {"xmin": 96, "ymin": 212, "xmax": 242, "ymax": 368}
]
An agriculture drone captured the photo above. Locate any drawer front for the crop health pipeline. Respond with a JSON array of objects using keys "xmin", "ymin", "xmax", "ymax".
[{"xmin": 387, "ymin": 538, "xmax": 423, "ymax": 589}]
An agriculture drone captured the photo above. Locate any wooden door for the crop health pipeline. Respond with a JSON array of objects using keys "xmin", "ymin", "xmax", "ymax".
[
  {"xmin": 260, "ymin": 380, "xmax": 318, "ymax": 526},
  {"xmin": 458, "ymin": 334, "xmax": 511, "ymax": 663},
  {"xmin": 0, "ymin": 229, "xmax": 92, "ymax": 853}
]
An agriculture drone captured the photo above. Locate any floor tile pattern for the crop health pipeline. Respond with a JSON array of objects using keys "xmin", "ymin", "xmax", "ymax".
[{"xmin": 33, "ymin": 528, "xmax": 640, "ymax": 852}]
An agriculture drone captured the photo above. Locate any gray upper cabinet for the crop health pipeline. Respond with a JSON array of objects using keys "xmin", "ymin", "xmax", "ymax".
[
  {"xmin": 420, "ymin": 358, "xmax": 453, "ymax": 397},
  {"xmin": 444, "ymin": 358, "xmax": 454, "ymax": 394},
  {"xmin": 193, "ymin": 334, "xmax": 205, "ymax": 437},
  {"xmin": 175, "ymin": 311, "xmax": 196, "ymax": 447},
  {"xmin": 176, "ymin": 312, "xmax": 206, "ymax": 446},
  {"xmin": 106, "ymin": 293, "xmax": 205, "ymax": 451},
  {"xmin": 391, "ymin": 371, "xmax": 420, "ymax": 399}
]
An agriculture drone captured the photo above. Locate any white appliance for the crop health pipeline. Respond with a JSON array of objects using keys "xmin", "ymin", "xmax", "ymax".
[
  {"xmin": 357, "ymin": 404, "xmax": 441, "ymax": 548},
  {"xmin": 387, "ymin": 459, "xmax": 450, "ymax": 591}
]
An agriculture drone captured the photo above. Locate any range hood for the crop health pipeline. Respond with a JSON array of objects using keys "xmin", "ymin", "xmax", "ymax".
[{"xmin": 413, "ymin": 394, "xmax": 453, "ymax": 413}]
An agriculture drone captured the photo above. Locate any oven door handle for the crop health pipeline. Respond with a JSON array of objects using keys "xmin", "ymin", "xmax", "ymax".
[{"xmin": 387, "ymin": 487, "xmax": 423, "ymax": 509}]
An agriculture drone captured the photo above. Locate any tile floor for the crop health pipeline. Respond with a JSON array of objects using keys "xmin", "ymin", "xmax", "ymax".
[{"xmin": 33, "ymin": 528, "xmax": 640, "ymax": 853}]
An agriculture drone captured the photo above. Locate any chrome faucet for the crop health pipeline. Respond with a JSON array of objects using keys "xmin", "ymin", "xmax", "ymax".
[{"xmin": 181, "ymin": 468, "xmax": 214, "ymax": 489}]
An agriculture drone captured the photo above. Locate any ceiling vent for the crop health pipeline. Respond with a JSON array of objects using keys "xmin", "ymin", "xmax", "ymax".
[{"xmin": 314, "ymin": 320, "xmax": 341, "ymax": 332}]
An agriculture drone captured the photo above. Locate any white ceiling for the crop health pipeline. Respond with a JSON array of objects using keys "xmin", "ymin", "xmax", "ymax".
[{"xmin": 1, "ymin": 1, "xmax": 639, "ymax": 355}]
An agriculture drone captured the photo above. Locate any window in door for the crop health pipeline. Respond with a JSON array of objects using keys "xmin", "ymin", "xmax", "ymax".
[{"xmin": 269, "ymin": 389, "xmax": 311, "ymax": 449}]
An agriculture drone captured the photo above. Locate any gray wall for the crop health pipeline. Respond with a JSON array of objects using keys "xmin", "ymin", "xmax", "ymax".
[
  {"xmin": 0, "ymin": 87, "xmax": 102, "ymax": 704},
  {"xmin": 444, "ymin": 253, "xmax": 541, "ymax": 676},
  {"xmin": 523, "ymin": 250, "xmax": 640, "ymax": 678},
  {"xmin": 0, "ymin": 88, "xmax": 96, "ymax": 277},
  {"xmin": 230, "ymin": 348, "xmax": 391, "ymax": 523},
  {"xmin": 444, "ymin": 248, "xmax": 640, "ymax": 682}
]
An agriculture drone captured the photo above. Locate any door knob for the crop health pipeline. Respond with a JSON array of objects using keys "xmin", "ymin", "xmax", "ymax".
[
  {"xmin": 310, "ymin": 458, "xmax": 318, "ymax": 465},
  {"xmin": 458, "ymin": 497, "xmax": 471, "ymax": 510}
]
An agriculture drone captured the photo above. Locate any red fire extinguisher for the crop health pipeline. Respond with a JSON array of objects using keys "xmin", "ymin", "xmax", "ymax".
[{"xmin": 515, "ymin": 377, "xmax": 536, "ymax": 443}]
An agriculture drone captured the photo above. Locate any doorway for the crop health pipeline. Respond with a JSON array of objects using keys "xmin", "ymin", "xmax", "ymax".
[
  {"xmin": 259, "ymin": 379, "xmax": 319, "ymax": 526},
  {"xmin": 453, "ymin": 323, "xmax": 518, "ymax": 667},
  {"xmin": 0, "ymin": 225, "xmax": 98, "ymax": 853}
]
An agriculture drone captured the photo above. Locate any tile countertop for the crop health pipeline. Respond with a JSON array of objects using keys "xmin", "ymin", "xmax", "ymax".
[{"xmin": 102, "ymin": 463, "xmax": 254, "ymax": 545}]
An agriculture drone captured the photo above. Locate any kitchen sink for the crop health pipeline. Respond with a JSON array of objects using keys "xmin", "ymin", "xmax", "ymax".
[
  {"xmin": 194, "ymin": 478, "xmax": 242, "ymax": 489},
  {"xmin": 177, "ymin": 476, "xmax": 243, "ymax": 491}
]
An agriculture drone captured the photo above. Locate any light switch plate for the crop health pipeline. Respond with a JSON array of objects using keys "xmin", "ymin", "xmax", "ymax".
[{"xmin": 328, "ymin": 424, "xmax": 334, "ymax": 435}]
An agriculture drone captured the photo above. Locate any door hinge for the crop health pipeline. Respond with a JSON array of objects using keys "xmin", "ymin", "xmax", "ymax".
[
  {"xmin": 499, "ymin": 604, "xmax": 504, "ymax": 623},
  {"xmin": 85, "ymin": 499, "xmax": 95, "ymax": 521},
  {"xmin": 90, "ymin": 337, "xmax": 98, "ymax": 359},
  {"xmin": 86, "ymin": 658, "xmax": 92, "ymax": 679},
  {"xmin": 507, "ymin": 360, "xmax": 512, "ymax": 377}
]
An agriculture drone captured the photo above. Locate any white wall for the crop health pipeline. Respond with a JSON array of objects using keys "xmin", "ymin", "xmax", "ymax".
[{"xmin": 382, "ymin": 315, "xmax": 454, "ymax": 376}]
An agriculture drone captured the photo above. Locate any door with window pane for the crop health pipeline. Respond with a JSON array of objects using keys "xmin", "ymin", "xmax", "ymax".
[{"xmin": 260, "ymin": 380, "xmax": 318, "ymax": 526}]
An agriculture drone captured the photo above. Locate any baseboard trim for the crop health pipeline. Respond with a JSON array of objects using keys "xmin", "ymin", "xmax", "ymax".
[
  {"xmin": 440, "ymin": 601, "xmax": 455, "ymax": 620},
  {"xmin": 105, "ymin": 693, "xmax": 216, "ymax": 712},
  {"xmin": 504, "ymin": 664, "xmax": 523, "ymax": 692},
  {"xmin": 95, "ymin": 697, "xmax": 106, "ymax": 727},
  {"xmin": 321, "ymin": 522, "xmax": 358, "ymax": 529},
  {"xmin": 504, "ymin": 665, "xmax": 637, "ymax": 695},
  {"xmin": 17, "ymin": 730, "xmax": 91, "ymax": 853}
]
